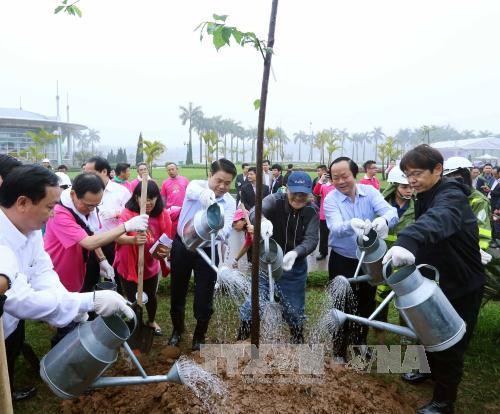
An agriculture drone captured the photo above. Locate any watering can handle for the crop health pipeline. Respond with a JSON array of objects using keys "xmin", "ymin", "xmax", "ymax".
[
  {"xmin": 416, "ymin": 264, "xmax": 440, "ymax": 285},
  {"xmin": 382, "ymin": 258, "xmax": 392, "ymax": 281},
  {"xmin": 123, "ymin": 302, "xmax": 138, "ymax": 334}
]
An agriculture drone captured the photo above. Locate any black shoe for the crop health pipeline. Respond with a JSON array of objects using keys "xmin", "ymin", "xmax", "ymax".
[
  {"xmin": 417, "ymin": 400, "xmax": 454, "ymax": 414},
  {"xmin": 401, "ymin": 372, "xmax": 432, "ymax": 384},
  {"xmin": 168, "ymin": 313, "xmax": 185, "ymax": 346},
  {"xmin": 192, "ymin": 320, "xmax": 210, "ymax": 351},
  {"xmin": 237, "ymin": 320, "xmax": 251, "ymax": 341},
  {"xmin": 290, "ymin": 325, "xmax": 304, "ymax": 344},
  {"xmin": 12, "ymin": 386, "xmax": 37, "ymax": 402},
  {"xmin": 316, "ymin": 254, "xmax": 327, "ymax": 260}
]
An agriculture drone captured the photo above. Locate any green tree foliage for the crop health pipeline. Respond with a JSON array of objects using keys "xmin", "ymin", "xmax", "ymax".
[
  {"xmin": 377, "ymin": 136, "xmax": 400, "ymax": 180},
  {"xmin": 136, "ymin": 132, "xmax": 144, "ymax": 165},
  {"xmin": 143, "ymin": 139, "xmax": 166, "ymax": 177},
  {"xmin": 22, "ymin": 128, "xmax": 58, "ymax": 162},
  {"xmin": 54, "ymin": 0, "xmax": 82, "ymax": 17}
]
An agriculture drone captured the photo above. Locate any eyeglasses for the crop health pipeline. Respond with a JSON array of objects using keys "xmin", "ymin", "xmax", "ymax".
[
  {"xmin": 78, "ymin": 199, "xmax": 102, "ymax": 209},
  {"xmin": 404, "ymin": 170, "xmax": 426, "ymax": 179}
]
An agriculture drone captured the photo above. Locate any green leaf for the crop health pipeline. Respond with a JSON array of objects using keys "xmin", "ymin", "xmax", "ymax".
[
  {"xmin": 253, "ymin": 99, "xmax": 260, "ymax": 110},
  {"xmin": 221, "ymin": 26, "xmax": 232, "ymax": 44},
  {"xmin": 213, "ymin": 14, "xmax": 228, "ymax": 22},
  {"xmin": 206, "ymin": 22, "xmax": 217, "ymax": 35},
  {"xmin": 74, "ymin": 6, "xmax": 82, "ymax": 17},
  {"xmin": 212, "ymin": 29, "xmax": 226, "ymax": 50},
  {"xmin": 232, "ymin": 29, "xmax": 243, "ymax": 44},
  {"xmin": 54, "ymin": 5, "xmax": 64, "ymax": 14}
]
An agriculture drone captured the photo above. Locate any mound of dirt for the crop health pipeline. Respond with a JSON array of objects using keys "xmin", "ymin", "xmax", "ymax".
[{"xmin": 60, "ymin": 343, "xmax": 419, "ymax": 414}]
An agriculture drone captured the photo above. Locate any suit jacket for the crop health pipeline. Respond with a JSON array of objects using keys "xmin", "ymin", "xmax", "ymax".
[
  {"xmin": 235, "ymin": 173, "xmax": 246, "ymax": 204},
  {"xmin": 240, "ymin": 181, "xmax": 269, "ymax": 210},
  {"xmin": 270, "ymin": 175, "xmax": 283, "ymax": 193}
]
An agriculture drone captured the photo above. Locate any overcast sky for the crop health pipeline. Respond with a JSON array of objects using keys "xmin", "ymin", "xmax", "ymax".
[{"xmin": 1, "ymin": 0, "xmax": 500, "ymax": 155}]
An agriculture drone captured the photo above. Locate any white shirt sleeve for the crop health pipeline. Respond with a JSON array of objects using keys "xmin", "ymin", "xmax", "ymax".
[
  {"xmin": 2, "ymin": 236, "xmax": 94, "ymax": 335},
  {"xmin": 185, "ymin": 180, "xmax": 208, "ymax": 200}
]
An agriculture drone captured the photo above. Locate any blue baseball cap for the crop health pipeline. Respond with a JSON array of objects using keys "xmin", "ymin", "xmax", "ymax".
[{"xmin": 287, "ymin": 171, "xmax": 312, "ymax": 194}]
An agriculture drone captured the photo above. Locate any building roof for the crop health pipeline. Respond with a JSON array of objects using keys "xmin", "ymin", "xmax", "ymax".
[
  {"xmin": 0, "ymin": 107, "xmax": 87, "ymax": 130},
  {"xmin": 431, "ymin": 137, "xmax": 500, "ymax": 151}
]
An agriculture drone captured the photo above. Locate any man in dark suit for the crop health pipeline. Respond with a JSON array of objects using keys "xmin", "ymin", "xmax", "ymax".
[
  {"xmin": 270, "ymin": 164, "xmax": 284, "ymax": 193},
  {"xmin": 240, "ymin": 167, "xmax": 269, "ymax": 210},
  {"xmin": 235, "ymin": 163, "xmax": 249, "ymax": 206}
]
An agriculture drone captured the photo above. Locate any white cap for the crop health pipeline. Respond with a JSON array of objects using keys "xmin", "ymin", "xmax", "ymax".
[
  {"xmin": 387, "ymin": 166, "xmax": 408, "ymax": 185},
  {"xmin": 443, "ymin": 156, "xmax": 473, "ymax": 175},
  {"xmin": 42, "ymin": 158, "xmax": 50, "ymax": 163},
  {"xmin": 55, "ymin": 172, "xmax": 72, "ymax": 188}
]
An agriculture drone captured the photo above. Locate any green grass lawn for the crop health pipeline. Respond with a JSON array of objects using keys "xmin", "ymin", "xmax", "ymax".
[{"xmin": 12, "ymin": 272, "xmax": 500, "ymax": 413}]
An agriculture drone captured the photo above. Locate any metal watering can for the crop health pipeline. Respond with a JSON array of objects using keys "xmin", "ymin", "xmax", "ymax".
[
  {"xmin": 260, "ymin": 237, "xmax": 284, "ymax": 281},
  {"xmin": 182, "ymin": 202, "xmax": 224, "ymax": 252},
  {"xmin": 40, "ymin": 313, "xmax": 184, "ymax": 399},
  {"xmin": 382, "ymin": 260, "xmax": 466, "ymax": 352},
  {"xmin": 347, "ymin": 229, "xmax": 387, "ymax": 286},
  {"xmin": 182, "ymin": 202, "xmax": 224, "ymax": 270}
]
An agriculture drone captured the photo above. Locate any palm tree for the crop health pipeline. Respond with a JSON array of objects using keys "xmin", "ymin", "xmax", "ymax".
[
  {"xmin": 370, "ymin": 127, "xmax": 385, "ymax": 162},
  {"xmin": 179, "ymin": 102, "xmax": 203, "ymax": 165},
  {"xmin": 361, "ymin": 132, "xmax": 372, "ymax": 162},
  {"xmin": 293, "ymin": 130, "xmax": 308, "ymax": 161},
  {"xmin": 143, "ymin": 139, "xmax": 166, "ymax": 177},
  {"xmin": 325, "ymin": 131, "xmax": 341, "ymax": 165},
  {"xmin": 419, "ymin": 125, "xmax": 437, "ymax": 144},
  {"xmin": 247, "ymin": 127, "xmax": 258, "ymax": 162},
  {"xmin": 87, "ymin": 128, "xmax": 101, "ymax": 154}
]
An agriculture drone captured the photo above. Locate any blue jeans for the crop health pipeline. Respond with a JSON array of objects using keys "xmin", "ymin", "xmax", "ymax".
[{"xmin": 239, "ymin": 258, "xmax": 308, "ymax": 329}]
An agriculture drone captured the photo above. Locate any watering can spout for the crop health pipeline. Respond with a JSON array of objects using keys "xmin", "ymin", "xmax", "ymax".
[
  {"xmin": 346, "ymin": 274, "xmax": 373, "ymax": 284},
  {"xmin": 165, "ymin": 361, "xmax": 184, "ymax": 385}
]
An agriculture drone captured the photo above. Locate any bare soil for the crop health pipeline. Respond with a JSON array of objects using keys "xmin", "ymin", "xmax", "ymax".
[{"xmin": 60, "ymin": 341, "xmax": 420, "ymax": 414}]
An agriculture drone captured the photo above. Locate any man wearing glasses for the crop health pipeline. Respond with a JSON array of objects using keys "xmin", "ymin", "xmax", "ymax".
[
  {"xmin": 44, "ymin": 173, "xmax": 148, "ymax": 295},
  {"xmin": 238, "ymin": 171, "xmax": 319, "ymax": 343},
  {"xmin": 324, "ymin": 157, "xmax": 398, "ymax": 360},
  {"xmin": 382, "ymin": 145, "xmax": 485, "ymax": 414}
]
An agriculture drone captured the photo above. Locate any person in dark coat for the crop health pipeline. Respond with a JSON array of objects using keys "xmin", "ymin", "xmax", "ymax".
[
  {"xmin": 240, "ymin": 167, "xmax": 269, "ymax": 211},
  {"xmin": 270, "ymin": 163, "xmax": 284, "ymax": 193},
  {"xmin": 383, "ymin": 144, "xmax": 485, "ymax": 414},
  {"xmin": 235, "ymin": 163, "xmax": 249, "ymax": 206}
]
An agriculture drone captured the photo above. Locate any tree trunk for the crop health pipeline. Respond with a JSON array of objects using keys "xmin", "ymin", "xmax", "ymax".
[{"xmin": 250, "ymin": 0, "xmax": 279, "ymax": 352}]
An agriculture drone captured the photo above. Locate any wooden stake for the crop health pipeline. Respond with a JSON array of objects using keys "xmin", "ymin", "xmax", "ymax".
[
  {"xmin": 137, "ymin": 174, "xmax": 148, "ymax": 307},
  {"xmin": 0, "ymin": 318, "xmax": 14, "ymax": 414}
]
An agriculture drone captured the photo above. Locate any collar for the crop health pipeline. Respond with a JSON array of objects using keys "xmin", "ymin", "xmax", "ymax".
[
  {"xmin": 0, "ymin": 208, "xmax": 31, "ymax": 251},
  {"xmin": 335, "ymin": 184, "xmax": 366, "ymax": 202},
  {"xmin": 113, "ymin": 177, "xmax": 126, "ymax": 184},
  {"xmin": 60, "ymin": 189, "xmax": 100, "ymax": 232}
]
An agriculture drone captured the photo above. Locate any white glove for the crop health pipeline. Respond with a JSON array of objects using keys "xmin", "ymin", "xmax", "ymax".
[
  {"xmin": 282, "ymin": 251, "xmax": 298, "ymax": 271},
  {"xmin": 199, "ymin": 189, "xmax": 216, "ymax": 208},
  {"xmin": 124, "ymin": 214, "xmax": 149, "ymax": 232},
  {"xmin": 99, "ymin": 259, "xmax": 115, "ymax": 281},
  {"xmin": 382, "ymin": 246, "xmax": 415, "ymax": 267},
  {"xmin": 350, "ymin": 218, "xmax": 372, "ymax": 240},
  {"xmin": 372, "ymin": 217, "xmax": 389, "ymax": 239},
  {"xmin": 230, "ymin": 258, "xmax": 239, "ymax": 269},
  {"xmin": 480, "ymin": 249, "xmax": 492, "ymax": 265},
  {"xmin": 261, "ymin": 219, "xmax": 273, "ymax": 238},
  {"xmin": 93, "ymin": 290, "xmax": 134, "ymax": 319},
  {"xmin": 73, "ymin": 312, "xmax": 89, "ymax": 323}
]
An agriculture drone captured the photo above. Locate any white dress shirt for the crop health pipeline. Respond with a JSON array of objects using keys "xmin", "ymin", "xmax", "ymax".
[
  {"xmin": 98, "ymin": 179, "xmax": 131, "ymax": 232},
  {"xmin": 0, "ymin": 209, "xmax": 94, "ymax": 338},
  {"xmin": 177, "ymin": 180, "xmax": 236, "ymax": 241}
]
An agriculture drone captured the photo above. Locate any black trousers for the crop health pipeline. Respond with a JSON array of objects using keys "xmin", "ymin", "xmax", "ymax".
[
  {"xmin": 328, "ymin": 250, "xmax": 376, "ymax": 358},
  {"xmin": 170, "ymin": 235, "xmax": 218, "ymax": 322},
  {"xmin": 121, "ymin": 274, "xmax": 159, "ymax": 323},
  {"xmin": 5, "ymin": 320, "xmax": 25, "ymax": 388},
  {"xmin": 428, "ymin": 286, "xmax": 484, "ymax": 402},
  {"xmin": 319, "ymin": 220, "xmax": 330, "ymax": 257},
  {"xmin": 81, "ymin": 243, "xmax": 116, "ymax": 293}
]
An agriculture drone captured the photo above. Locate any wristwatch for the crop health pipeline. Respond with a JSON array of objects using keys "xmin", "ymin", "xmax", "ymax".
[{"xmin": 0, "ymin": 273, "xmax": 12, "ymax": 290}]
